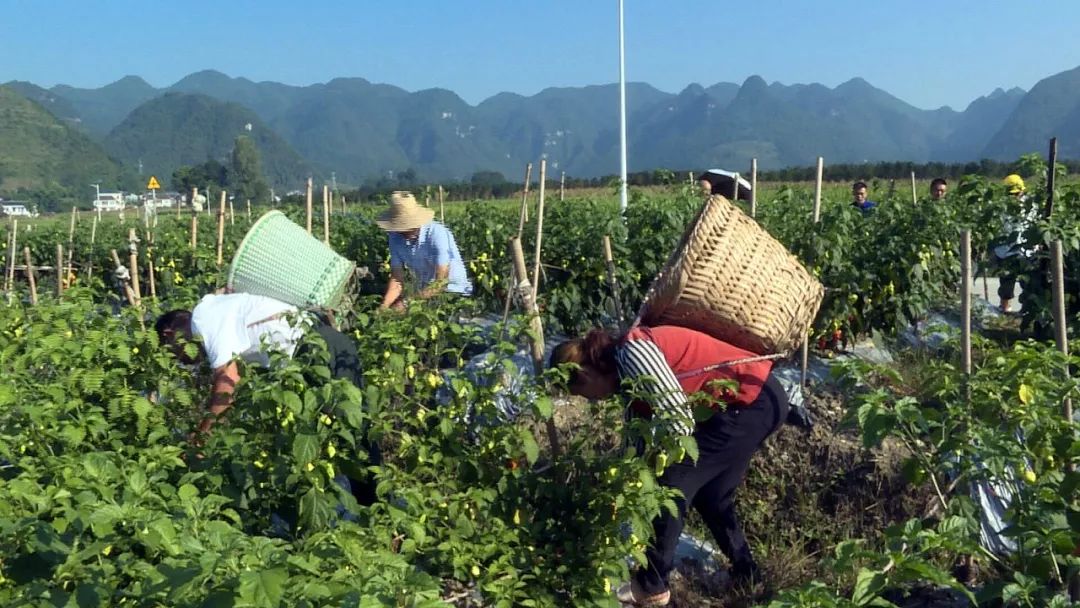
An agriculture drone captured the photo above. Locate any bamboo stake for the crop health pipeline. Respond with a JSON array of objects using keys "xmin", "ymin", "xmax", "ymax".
[
  {"xmin": 329, "ymin": 189, "xmax": 334, "ymax": 215},
  {"xmin": 438, "ymin": 185, "xmax": 445, "ymax": 223},
  {"xmin": 961, "ymin": 231, "xmax": 972, "ymax": 379},
  {"xmin": 531, "ymin": 159, "xmax": 547, "ymax": 303},
  {"xmin": 6, "ymin": 220, "xmax": 18, "ymax": 300},
  {"xmin": 750, "ymin": 158, "xmax": 758, "ymax": 218},
  {"xmin": 510, "ymin": 236, "xmax": 561, "ymax": 458},
  {"xmin": 341, "ymin": 195, "xmax": 348, "ymax": 215},
  {"xmin": 732, "ymin": 172, "xmax": 741, "ymax": 200},
  {"xmin": 1045, "ymin": 138, "xmax": 1058, "ymax": 219},
  {"xmin": 128, "ymin": 228, "xmax": 141, "ymax": 302},
  {"xmin": 246, "ymin": 199, "xmax": 252, "ymax": 221},
  {"xmin": 812, "ymin": 156, "xmax": 824, "ymax": 223},
  {"xmin": 602, "ymin": 235, "xmax": 626, "ymax": 327},
  {"xmin": 66, "ymin": 207, "xmax": 76, "ymax": 277},
  {"xmin": 146, "ymin": 237, "xmax": 157, "ymax": 300},
  {"xmin": 23, "ymin": 247, "xmax": 37, "ymax": 305},
  {"xmin": 306, "ymin": 177, "xmax": 313, "ymax": 234},
  {"xmin": 56, "ymin": 244, "xmax": 64, "ymax": 298},
  {"xmin": 216, "ymin": 191, "xmax": 226, "ymax": 266},
  {"xmin": 110, "ymin": 249, "xmax": 138, "ymax": 308},
  {"xmin": 189, "ymin": 187, "xmax": 197, "ymax": 219},
  {"xmin": 516, "ymin": 163, "xmax": 533, "ymax": 236},
  {"xmin": 190, "ymin": 213, "xmax": 198, "ymax": 249},
  {"xmin": 229, "ymin": 199, "xmax": 235, "ymax": 225},
  {"xmin": 87, "ymin": 215, "xmax": 98, "ymax": 281},
  {"xmin": 322, "ymin": 185, "xmax": 330, "ymax": 245},
  {"xmin": 803, "ymin": 157, "xmax": 824, "ymax": 386},
  {"xmin": 560, "ymin": 171, "xmax": 565, "ymax": 202},
  {"xmin": 911, "ymin": 171, "xmax": 918, "ymax": 206},
  {"xmin": 1051, "ymin": 241, "xmax": 1071, "ymax": 423}
]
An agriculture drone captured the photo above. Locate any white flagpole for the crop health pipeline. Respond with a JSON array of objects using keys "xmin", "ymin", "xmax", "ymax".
[{"xmin": 618, "ymin": 0, "xmax": 628, "ymax": 214}]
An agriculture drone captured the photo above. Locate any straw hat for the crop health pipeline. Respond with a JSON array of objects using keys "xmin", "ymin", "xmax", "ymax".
[{"xmin": 375, "ymin": 191, "xmax": 435, "ymax": 231}]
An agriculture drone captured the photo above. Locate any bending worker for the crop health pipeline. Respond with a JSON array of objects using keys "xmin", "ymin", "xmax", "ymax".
[
  {"xmin": 377, "ymin": 191, "xmax": 472, "ymax": 309},
  {"xmin": 551, "ymin": 324, "xmax": 789, "ymax": 607},
  {"xmin": 156, "ymin": 292, "xmax": 379, "ymax": 504}
]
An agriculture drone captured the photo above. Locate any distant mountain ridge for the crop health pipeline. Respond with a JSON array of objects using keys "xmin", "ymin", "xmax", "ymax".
[{"xmin": 9, "ymin": 65, "xmax": 1080, "ymax": 187}]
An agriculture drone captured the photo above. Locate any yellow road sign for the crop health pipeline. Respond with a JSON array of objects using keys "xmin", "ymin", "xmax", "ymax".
[{"xmin": 147, "ymin": 176, "xmax": 161, "ymax": 190}]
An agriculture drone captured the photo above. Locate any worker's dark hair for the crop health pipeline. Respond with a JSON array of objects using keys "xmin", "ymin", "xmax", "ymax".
[
  {"xmin": 156, "ymin": 309, "xmax": 201, "ymax": 364},
  {"xmin": 930, "ymin": 178, "xmax": 948, "ymax": 189},
  {"xmin": 550, "ymin": 329, "xmax": 619, "ymax": 384},
  {"xmin": 852, "ymin": 181, "xmax": 868, "ymax": 191}
]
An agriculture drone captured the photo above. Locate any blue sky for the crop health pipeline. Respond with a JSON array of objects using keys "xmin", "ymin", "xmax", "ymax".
[{"xmin": 2, "ymin": 0, "xmax": 1079, "ymax": 110}]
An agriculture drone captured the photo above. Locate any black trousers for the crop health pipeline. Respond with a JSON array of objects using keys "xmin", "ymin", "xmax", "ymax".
[{"xmin": 636, "ymin": 373, "xmax": 789, "ymax": 594}]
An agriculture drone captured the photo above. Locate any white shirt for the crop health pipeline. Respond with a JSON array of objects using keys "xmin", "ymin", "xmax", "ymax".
[{"xmin": 190, "ymin": 293, "xmax": 309, "ymax": 370}]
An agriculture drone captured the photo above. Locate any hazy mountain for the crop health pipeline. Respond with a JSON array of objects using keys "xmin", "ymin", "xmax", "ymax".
[
  {"xmin": 982, "ymin": 66, "xmax": 1080, "ymax": 160},
  {"xmin": 103, "ymin": 92, "xmax": 314, "ymax": 189},
  {"xmin": 0, "ymin": 85, "xmax": 125, "ymax": 193},
  {"xmin": 2, "ymin": 81, "xmax": 82, "ymax": 126},
  {"xmin": 35, "ymin": 64, "xmax": 1080, "ymax": 183},
  {"xmin": 50, "ymin": 75, "xmax": 158, "ymax": 135},
  {"xmin": 936, "ymin": 87, "xmax": 1026, "ymax": 160}
]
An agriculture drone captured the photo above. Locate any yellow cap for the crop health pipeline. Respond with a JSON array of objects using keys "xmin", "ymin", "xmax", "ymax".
[{"xmin": 1003, "ymin": 174, "xmax": 1025, "ymax": 195}]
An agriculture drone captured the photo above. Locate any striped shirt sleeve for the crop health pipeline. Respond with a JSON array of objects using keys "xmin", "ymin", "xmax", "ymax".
[{"xmin": 615, "ymin": 338, "xmax": 693, "ymax": 436}]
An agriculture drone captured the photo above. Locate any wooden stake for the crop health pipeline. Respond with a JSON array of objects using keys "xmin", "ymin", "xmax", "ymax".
[
  {"xmin": 732, "ymin": 172, "xmax": 741, "ymax": 200},
  {"xmin": 67, "ymin": 207, "xmax": 76, "ymax": 277},
  {"xmin": 6, "ymin": 220, "xmax": 18, "ymax": 299},
  {"xmin": 1051, "ymin": 241, "xmax": 1072, "ymax": 423},
  {"xmin": 961, "ymin": 231, "xmax": 972, "ymax": 379},
  {"xmin": 438, "ymin": 185, "xmax": 445, "ymax": 223},
  {"xmin": 531, "ymin": 159, "xmax": 547, "ymax": 303},
  {"xmin": 190, "ymin": 213, "xmax": 199, "ymax": 250},
  {"xmin": 322, "ymin": 185, "xmax": 330, "ymax": 245},
  {"xmin": 812, "ymin": 157, "xmax": 824, "ymax": 223},
  {"xmin": 23, "ymin": 247, "xmax": 37, "ymax": 305},
  {"xmin": 87, "ymin": 215, "xmax": 98, "ymax": 281},
  {"xmin": 128, "ymin": 228, "xmax": 141, "ymax": 302},
  {"xmin": 189, "ymin": 187, "xmax": 197, "ymax": 219},
  {"xmin": 516, "ymin": 163, "xmax": 533, "ymax": 236},
  {"xmin": 110, "ymin": 249, "xmax": 138, "ymax": 308},
  {"xmin": 510, "ymin": 236, "xmax": 561, "ymax": 458},
  {"xmin": 216, "ymin": 191, "xmax": 226, "ymax": 266},
  {"xmin": 560, "ymin": 171, "xmax": 565, "ymax": 202},
  {"xmin": 146, "ymin": 243, "xmax": 156, "ymax": 300},
  {"xmin": 56, "ymin": 244, "xmax": 64, "ymax": 298},
  {"xmin": 911, "ymin": 171, "xmax": 918, "ymax": 206},
  {"xmin": 750, "ymin": 158, "xmax": 758, "ymax": 218},
  {"xmin": 341, "ymin": 195, "xmax": 348, "ymax": 215},
  {"xmin": 602, "ymin": 235, "xmax": 626, "ymax": 327},
  {"xmin": 1045, "ymin": 138, "xmax": 1058, "ymax": 219},
  {"xmin": 229, "ymin": 198, "xmax": 235, "ymax": 225},
  {"xmin": 803, "ymin": 160, "xmax": 824, "ymax": 385},
  {"xmin": 306, "ymin": 177, "xmax": 313, "ymax": 234},
  {"xmin": 246, "ymin": 199, "xmax": 251, "ymax": 221}
]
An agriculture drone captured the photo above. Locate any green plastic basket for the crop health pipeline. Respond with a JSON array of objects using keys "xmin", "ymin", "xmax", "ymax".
[{"xmin": 228, "ymin": 210, "xmax": 355, "ymax": 309}]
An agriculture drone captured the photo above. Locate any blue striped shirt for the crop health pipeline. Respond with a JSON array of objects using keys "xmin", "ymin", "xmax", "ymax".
[{"xmin": 388, "ymin": 221, "xmax": 472, "ymax": 295}]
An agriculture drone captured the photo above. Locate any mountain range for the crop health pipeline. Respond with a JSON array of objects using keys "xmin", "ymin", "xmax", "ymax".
[{"xmin": 4, "ymin": 65, "xmax": 1080, "ymax": 192}]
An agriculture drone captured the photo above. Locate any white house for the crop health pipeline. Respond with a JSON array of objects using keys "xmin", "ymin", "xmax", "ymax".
[
  {"xmin": 93, "ymin": 192, "xmax": 126, "ymax": 211},
  {"xmin": 0, "ymin": 202, "xmax": 31, "ymax": 217}
]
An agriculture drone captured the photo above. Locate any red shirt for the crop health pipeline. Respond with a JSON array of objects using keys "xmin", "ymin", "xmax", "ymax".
[{"xmin": 622, "ymin": 325, "xmax": 773, "ymax": 407}]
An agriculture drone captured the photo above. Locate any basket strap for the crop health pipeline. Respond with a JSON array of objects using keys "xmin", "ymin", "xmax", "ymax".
[{"xmin": 673, "ymin": 352, "xmax": 786, "ymax": 380}]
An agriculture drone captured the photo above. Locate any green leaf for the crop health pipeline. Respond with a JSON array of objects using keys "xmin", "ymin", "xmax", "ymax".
[
  {"xmin": 292, "ymin": 433, "xmax": 319, "ymax": 465},
  {"xmin": 851, "ymin": 569, "xmax": 886, "ymax": 606},
  {"xmin": 519, "ymin": 428, "xmax": 539, "ymax": 464},
  {"xmin": 237, "ymin": 567, "xmax": 287, "ymax": 607}
]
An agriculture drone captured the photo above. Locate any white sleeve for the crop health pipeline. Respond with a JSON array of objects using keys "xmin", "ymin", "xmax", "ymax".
[{"xmin": 615, "ymin": 339, "xmax": 693, "ymax": 436}]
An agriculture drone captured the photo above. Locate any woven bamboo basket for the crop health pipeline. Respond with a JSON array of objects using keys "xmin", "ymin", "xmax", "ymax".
[
  {"xmin": 228, "ymin": 211, "xmax": 355, "ymax": 309},
  {"xmin": 636, "ymin": 195, "xmax": 824, "ymax": 355}
]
